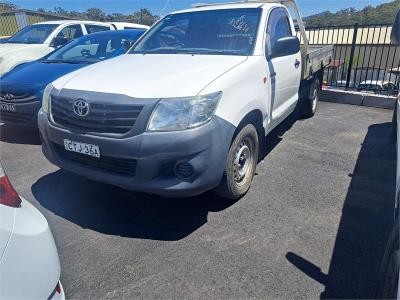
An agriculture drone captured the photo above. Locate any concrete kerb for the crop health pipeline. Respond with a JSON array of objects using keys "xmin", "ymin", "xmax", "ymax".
[{"xmin": 320, "ymin": 89, "xmax": 396, "ymax": 110}]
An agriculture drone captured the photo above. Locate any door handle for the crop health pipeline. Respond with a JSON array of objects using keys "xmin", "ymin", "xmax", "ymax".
[{"xmin": 295, "ymin": 59, "xmax": 301, "ymax": 68}]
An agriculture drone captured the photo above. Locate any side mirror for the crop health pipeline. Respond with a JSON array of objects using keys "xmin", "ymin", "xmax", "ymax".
[
  {"xmin": 51, "ymin": 36, "xmax": 68, "ymax": 48},
  {"xmin": 270, "ymin": 36, "xmax": 300, "ymax": 59},
  {"xmin": 391, "ymin": 10, "xmax": 400, "ymax": 45}
]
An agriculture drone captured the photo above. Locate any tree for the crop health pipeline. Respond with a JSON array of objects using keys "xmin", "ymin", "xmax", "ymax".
[
  {"xmin": 0, "ymin": 1, "xmax": 17, "ymax": 12},
  {"xmin": 305, "ymin": 0, "xmax": 400, "ymax": 26},
  {"xmin": 129, "ymin": 8, "xmax": 158, "ymax": 25},
  {"xmin": 85, "ymin": 7, "xmax": 106, "ymax": 21}
]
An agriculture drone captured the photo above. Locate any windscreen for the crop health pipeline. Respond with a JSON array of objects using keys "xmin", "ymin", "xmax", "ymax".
[
  {"xmin": 130, "ymin": 8, "xmax": 261, "ymax": 56},
  {"xmin": 7, "ymin": 24, "xmax": 58, "ymax": 44},
  {"xmin": 44, "ymin": 30, "xmax": 145, "ymax": 64}
]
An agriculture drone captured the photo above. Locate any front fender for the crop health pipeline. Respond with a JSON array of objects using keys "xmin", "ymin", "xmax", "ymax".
[{"xmin": 201, "ymin": 56, "xmax": 269, "ymax": 128}]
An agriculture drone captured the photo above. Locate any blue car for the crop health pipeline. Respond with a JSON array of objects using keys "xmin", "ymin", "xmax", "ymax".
[{"xmin": 0, "ymin": 29, "xmax": 145, "ymax": 129}]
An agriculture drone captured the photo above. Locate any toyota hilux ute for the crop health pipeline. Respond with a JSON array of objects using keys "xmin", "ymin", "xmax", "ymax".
[{"xmin": 38, "ymin": 0, "xmax": 333, "ymax": 199}]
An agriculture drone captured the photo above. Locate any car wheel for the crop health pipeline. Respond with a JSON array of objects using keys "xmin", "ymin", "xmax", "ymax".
[
  {"xmin": 301, "ymin": 78, "xmax": 321, "ymax": 118},
  {"xmin": 376, "ymin": 219, "xmax": 399, "ymax": 299},
  {"xmin": 215, "ymin": 124, "xmax": 259, "ymax": 200}
]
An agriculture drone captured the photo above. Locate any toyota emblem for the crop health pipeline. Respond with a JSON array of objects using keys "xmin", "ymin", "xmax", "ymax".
[
  {"xmin": 2, "ymin": 93, "xmax": 14, "ymax": 101},
  {"xmin": 73, "ymin": 99, "xmax": 90, "ymax": 117}
]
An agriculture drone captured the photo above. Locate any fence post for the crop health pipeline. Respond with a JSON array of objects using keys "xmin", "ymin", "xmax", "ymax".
[{"xmin": 345, "ymin": 23, "xmax": 359, "ymax": 89}]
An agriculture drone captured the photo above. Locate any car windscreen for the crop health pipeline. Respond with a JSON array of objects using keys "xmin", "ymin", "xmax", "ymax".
[
  {"xmin": 7, "ymin": 24, "xmax": 58, "ymax": 44},
  {"xmin": 130, "ymin": 8, "xmax": 261, "ymax": 56},
  {"xmin": 44, "ymin": 31, "xmax": 145, "ymax": 64}
]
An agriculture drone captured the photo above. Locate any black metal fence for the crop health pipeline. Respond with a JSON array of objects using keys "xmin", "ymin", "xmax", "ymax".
[{"xmin": 301, "ymin": 23, "xmax": 400, "ymax": 95}]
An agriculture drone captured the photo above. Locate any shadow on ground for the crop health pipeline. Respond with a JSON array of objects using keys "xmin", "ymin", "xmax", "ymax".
[
  {"xmin": 32, "ymin": 169, "xmax": 239, "ymax": 241},
  {"xmin": 31, "ymin": 112, "xmax": 298, "ymax": 241},
  {"xmin": 286, "ymin": 121, "xmax": 396, "ymax": 299},
  {"xmin": 0, "ymin": 124, "xmax": 41, "ymax": 145}
]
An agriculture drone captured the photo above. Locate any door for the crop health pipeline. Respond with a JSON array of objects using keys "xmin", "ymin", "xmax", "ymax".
[
  {"xmin": 51, "ymin": 24, "xmax": 84, "ymax": 50},
  {"xmin": 265, "ymin": 8, "xmax": 301, "ymax": 122}
]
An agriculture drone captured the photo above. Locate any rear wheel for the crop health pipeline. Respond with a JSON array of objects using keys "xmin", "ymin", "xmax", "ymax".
[
  {"xmin": 301, "ymin": 78, "xmax": 321, "ymax": 118},
  {"xmin": 215, "ymin": 124, "xmax": 259, "ymax": 200}
]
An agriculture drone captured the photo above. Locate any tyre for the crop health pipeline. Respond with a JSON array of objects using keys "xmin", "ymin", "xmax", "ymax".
[
  {"xmin": 301, "ymin": 78, "xmax": 321, "ymax": 118},
  {"xmin": 376, "ymin": 219, "xmax": 399, "ymax": 299},
  {"xmin": 215, "ymin": 124, "xmax": 259, "ymax": 200}
]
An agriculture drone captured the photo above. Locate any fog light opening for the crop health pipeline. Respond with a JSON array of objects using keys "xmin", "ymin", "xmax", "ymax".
[{"xmin": 175, "ymin": 162, "xmax": 194, "ymax": 180}]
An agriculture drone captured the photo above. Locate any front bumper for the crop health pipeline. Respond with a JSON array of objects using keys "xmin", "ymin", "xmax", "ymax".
[
  {"xmin": 38, "ymin": 110, "xmax": 236, "ymax": 197},
  {"xmin": 0, "ymin": 100, "xmax": 41, "ymax": 129}
]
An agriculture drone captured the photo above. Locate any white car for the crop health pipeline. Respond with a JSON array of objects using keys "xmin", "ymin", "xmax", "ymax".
[
  {"xmin": 0, "ymin": 20, "xmax": 113, "ymax": 77},
  {"xmin": 358, "ymin": 80, "xmax": 398, "ymax": 95},
  {"xmin": 0, "ymin": 162, "xmax": 65, "ymax": 299},
  {"xmin": 109, "ymin": 22, "xmax": 150, "ymax": 30},
  {"xmin": 38, "ymin": 0, "xmax": 332, "ymax": 199}
]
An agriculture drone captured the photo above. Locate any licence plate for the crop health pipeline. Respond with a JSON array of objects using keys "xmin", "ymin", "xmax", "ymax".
[
  {"xmin": 63, "ymin": 139, "xmax": 100, "ymax": 158},
  {"xmin": 0, "ymin": 103, "xmax": 16, "ymax": 112}
]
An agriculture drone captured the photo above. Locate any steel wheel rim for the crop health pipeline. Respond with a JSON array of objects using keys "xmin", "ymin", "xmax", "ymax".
[
  {"xmin": 312, "ymin": 87, "xmax": 318, "ymax": 112},
  {"xmin": 233, "ymin": 138, "xmax": 253, "ymax": 185}
]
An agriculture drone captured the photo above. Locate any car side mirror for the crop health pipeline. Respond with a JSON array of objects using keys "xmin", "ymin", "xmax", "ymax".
[
  {"xmin": 51, "ymin": 36, "xmax": 68, "ymax": 48},
  {"xmin": 270, "ymin": 36, "xmax": 300, "ymax": 59},
  {"xmin": 391, "ymin": 10, "xmax": 400, "ymax": 45}
]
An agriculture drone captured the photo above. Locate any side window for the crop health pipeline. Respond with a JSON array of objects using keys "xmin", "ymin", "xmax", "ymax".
[
  {"xmin": 106, "ymin": 37, "xmax": 124, "ymax": 55},
  {"xmin": 85, "ymin": 25, "xmax": 110, "ymax": 34},
  {"xmin": 56, "ymin": 25, "xmax": 83, "ymax": 42},
  {"xmin": 61, "ymin": 39, "xmax": 101, "ymax": 60},
  {"xmin": 266, "ymin": 9, "xmax": 293, "ymax": 57}
]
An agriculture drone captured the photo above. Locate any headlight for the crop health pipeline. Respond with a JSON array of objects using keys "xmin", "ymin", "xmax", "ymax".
[
  {"xmin": 0, "ymin": 57, "xmax": 4, "ymax": 64},
  {"xmin": 42, "ymin": 83, "xmax": 54, "ymax": 113},
  {"xmin": 147, "ymin": 92, "xmax": 222, "ymax": 132}
]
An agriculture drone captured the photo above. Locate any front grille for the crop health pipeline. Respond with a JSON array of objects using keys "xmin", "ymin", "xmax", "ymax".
[
  {"xmin": 53, "ymin": 143, "xmax": 137, "ymax": 176},
  {"xmin": 0, "ymin": 110, "xmax": 36, "ymax": 124},
  {"xmin": 0, "ymin": 92, "xmax": 37, "ymax": 104},
  {"xmin": 51, "ymin": 96, "xmax": 143, "ymax": 135}
]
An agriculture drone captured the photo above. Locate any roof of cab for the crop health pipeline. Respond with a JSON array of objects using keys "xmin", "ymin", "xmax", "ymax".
[
  {"xmin": 171, "ymin": 2, "xmax": 277, "ymax": 14},
  {"xmin": 37, "ymin": 20, "xmax": 110, "ymax": 25}
]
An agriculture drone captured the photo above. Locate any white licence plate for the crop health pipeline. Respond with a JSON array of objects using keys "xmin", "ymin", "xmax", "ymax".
[
  {"xmin": 63, "ymin": 139, "xmax": 100, "ymax": 158},
  {"xmin": 0, "ymin": 102, "xmax": 16, "ymax": 112}
]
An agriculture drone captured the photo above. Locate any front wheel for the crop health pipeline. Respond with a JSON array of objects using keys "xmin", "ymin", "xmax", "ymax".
[{"xmin": 215, "ymin": 124, "xmax": 259, "ymax": 200}]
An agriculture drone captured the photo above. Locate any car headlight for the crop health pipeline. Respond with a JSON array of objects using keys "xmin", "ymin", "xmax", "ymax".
[
  {"xmin": 0, "ymin": 57, "xmax": 4, "ymax": 64},
  {"xmin": 42, "ymin": 83, "xmax": 54, "ymax": 113},
  {"xmin": 147, "ymin": 92, "xmax": 222, "ymax": 132}
]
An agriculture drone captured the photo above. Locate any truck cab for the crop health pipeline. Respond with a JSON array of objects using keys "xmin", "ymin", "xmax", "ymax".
[{"xmin": 38, "ymin": 1, "xmax": 331, "ymax": 199}]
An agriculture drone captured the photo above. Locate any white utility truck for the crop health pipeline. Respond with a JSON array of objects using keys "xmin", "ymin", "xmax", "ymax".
[
  {"xmin": 0, "ymin": 20, "xmax": 113, "ymax": 76},
  {"xmin": 38, "ymin": 0, "xmax": 333, "ymax": 199}
]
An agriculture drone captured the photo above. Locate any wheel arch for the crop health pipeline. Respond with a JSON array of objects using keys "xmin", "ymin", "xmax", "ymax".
[{"xmin": 234, "ymin": 109, "xmax": 265, "ymax": 161}]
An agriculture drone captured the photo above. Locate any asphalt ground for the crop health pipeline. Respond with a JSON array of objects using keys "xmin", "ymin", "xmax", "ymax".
[{"xmin": 0, "ymin": 101, "xmax": 396, "ymax": 299}]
